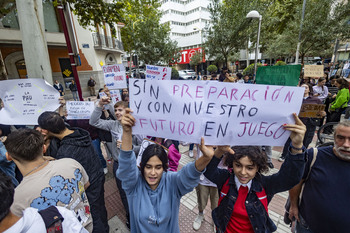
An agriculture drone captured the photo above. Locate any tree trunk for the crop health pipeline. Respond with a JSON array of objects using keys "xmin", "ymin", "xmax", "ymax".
[
  {"xmin": 16, "ymin": 0, "xmax": 53, "ymax": 83},
  {"xmin": 246, "ymin": 40, "xmax": 250, "ymax": 67},
  {"xmin": 0, "ymin": 50, "xmax": 7, "ymax": 80},
  {"xmin": 301, "ymin": 53, "xmax": 305, "ymax": 65}
]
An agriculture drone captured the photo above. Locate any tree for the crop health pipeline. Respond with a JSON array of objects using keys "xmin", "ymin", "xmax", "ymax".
[
  {"xmin": 189, "ymin": 51, "xmax": 204, "ymax": 74},
  {"xmin": 204, "ymin": 0, "xmax": 253, "ymax": 68},
  {"xmin": 120, "ymin": 0, "xmax": 179, "ymax": 65},
  {"xmin": 207, "ymin": 65, "xmax": 218, "ymax": 74},
  {"xmin": 0, "ymin": 0, "xmax": 16, "ymax": 18},
  {"xmin": 171, "ymin": 67, "xmax": 179, "ymax": 80},
  {"xmin": 263, "ymin": 0, "xmax": 350, "ymax": 63},
  {"xmin": 54, "ymin": 0, "xmax": 124, "ymax": 36}
]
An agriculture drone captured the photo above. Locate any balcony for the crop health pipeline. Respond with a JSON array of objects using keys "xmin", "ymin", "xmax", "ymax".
[{"xmin": 92, "ymin": 33, "xmax": 124, "ymax": 52}]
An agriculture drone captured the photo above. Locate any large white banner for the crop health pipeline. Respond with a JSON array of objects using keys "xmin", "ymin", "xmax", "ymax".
[
  {"xmin": 66, "ymin": 101, "xmax": 95, "ymax": 120},
  {"xmin": 145, "ymin": 65, "xmax": 172, "ymax": 80},
  {"xmin": 129, "ymin": 79, "xmax": 304, "ymax": 146},
  {"xmin": 102, "ymin": 64, "xmax": 127, "ymax": 89},
  {"xmin": 0, "ymin": 79, "xmax": 60, "ymax": 125}
]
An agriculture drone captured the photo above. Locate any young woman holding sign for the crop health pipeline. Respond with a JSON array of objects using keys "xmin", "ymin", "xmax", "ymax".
[
  {"xmin": 117, "ymin": 108, "xmax": 219, "ymax": 233},
  {"xmin": 202, "ymin": 113, "xmax": 307, "ymax": 233}
]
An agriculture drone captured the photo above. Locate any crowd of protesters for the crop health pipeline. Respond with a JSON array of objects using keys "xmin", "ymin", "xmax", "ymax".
[{"xmin": 1, "ymin": 64, "xmax": 350, "ymax": 233}]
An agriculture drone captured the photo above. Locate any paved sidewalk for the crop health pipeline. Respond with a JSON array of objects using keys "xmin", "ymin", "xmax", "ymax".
[{"xmin": 104, "ymin": 140, "xmax": 312, "ymax": 233}]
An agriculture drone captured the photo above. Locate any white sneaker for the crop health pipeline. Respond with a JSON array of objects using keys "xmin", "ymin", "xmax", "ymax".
[
  {"xmin": 193, "ymin": 214, "xmax": 204, "ymax": 231},
  {"xmin": 189, "ymin": 150, "xmax": 194, "ymax": 158},
  {"xmin": 103, "ymin": 168, "xmax": 108, "ymax": 174}
]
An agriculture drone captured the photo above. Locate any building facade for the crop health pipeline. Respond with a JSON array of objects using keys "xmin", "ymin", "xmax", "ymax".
[
  {"xmin": 160, "ymin": 0, "xmax": 211, "ymax": 70},
  {"xmin": 0, "ymin": 1, "xmax": 124, "ymax": 99}
]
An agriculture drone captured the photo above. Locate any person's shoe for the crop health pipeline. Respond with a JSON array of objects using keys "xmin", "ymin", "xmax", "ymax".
[
  {"xmin": 193, "ymin": 214, "xmax": 204, "ymax": 230},
  {"xmin": 268, "ymin": 162, "xmax": 274, "ymax": 169},
  {"xmin": 278, "ymin": 156, "xmax": 285, "ymax": 162},
  {"xmin": 103, "ymin": 168, "xmax": 108, "ymax": 174},
  {"xmin": 213, "ymin": 224, "xmax": 216, "ymax": 232},
  {"xmin": 189, "ymin": 150, "xmax": 194, "ymax": 158},
  {"xmin": 107, "ymin": 159, "xmax": 112, "ymax": 164}
]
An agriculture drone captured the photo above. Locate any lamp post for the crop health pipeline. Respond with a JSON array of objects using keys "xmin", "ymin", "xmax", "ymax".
[
  {"xmin": 295, "ymin": 0, "xmax": 307, "ymax": 64},
  {"xmin": 246, "ymin": 10, "xmax": 262, "ymax": 80},
  {"xmin": 132, "ymin": 20, "xmax": 142, "ymax": 77},
  {"xmin": 193, "ymin": 26, "xmax": 203, "ymax": 75}
]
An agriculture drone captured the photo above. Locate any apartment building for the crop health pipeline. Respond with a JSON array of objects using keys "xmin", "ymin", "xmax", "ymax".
[
  {"xmin": 160, "ymin": 0, "xmax": 211, "ymax": 69},
  {"xmin": 0, "ymin": 1, "xmax": 124, "ymax": 98}
]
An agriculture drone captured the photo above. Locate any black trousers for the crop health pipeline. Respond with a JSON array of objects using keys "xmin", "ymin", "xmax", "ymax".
[
  {"xmin": 86, "ymin": 174, "xmax": 109, "ymax": 233},
  {"xmin": 113, "ymin": 160, "xmax": 129, "ymax": 218}
]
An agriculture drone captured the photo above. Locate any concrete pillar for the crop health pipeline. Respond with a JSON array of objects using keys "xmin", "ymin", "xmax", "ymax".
[{"xmin": 16, "ymin": 0, "xmax": 53, "ymax": 83}]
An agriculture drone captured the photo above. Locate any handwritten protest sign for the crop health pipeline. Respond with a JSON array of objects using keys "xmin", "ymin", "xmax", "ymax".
[
  {"xmin": 66, "ymin": 101, "xmax": 95, "ymax": 120},
  {"xmin": 102, "ymin": 64, "xmax": 127, "ymax": 89},
  {"xmin": 110, "ymin": 90, "xmax": 122, "ymax": 104},
  {"xmin": 256, "ymin": 65, "xmax": 301, "ymax": 86},
  {"xmin": 99, "ymin": 90, "xmax": 122, "ymax": 104},
  {"xmin": 0, "ymin": 79, "xmax": 60, "ymax": 125},
  {"xmin": 299, "ymin": 104, "xmax": 325, "ymax": 118},
  {"xmin": 146, "ymin": 65, "xmax": 172, "ymax": 80},
  {"xmin": 129, "ymin": 79, "xmax": 304, "ymax": 146},
  {"xmin": 304, "ymin": 65, "xmax": 324, "ymax": 78}
]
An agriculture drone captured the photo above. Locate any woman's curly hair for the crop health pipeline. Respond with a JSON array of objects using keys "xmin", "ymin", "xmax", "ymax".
[{"xmin": 224, "ymin": 146, "xmax": 269, "ymax": 174}]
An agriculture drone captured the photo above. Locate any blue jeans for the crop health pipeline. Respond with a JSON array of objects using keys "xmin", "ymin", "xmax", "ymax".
[
  {"xmin": 72, "ymin": 91, "xmax": 79, "ymax": 101},
  {"xmin": 91, "ymin": 138, "xmax": 106, "ymax": 168}
]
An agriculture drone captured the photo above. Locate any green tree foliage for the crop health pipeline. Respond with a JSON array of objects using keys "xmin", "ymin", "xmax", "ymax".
[
  {"xmin": 120, "ymin": 0, "xmax": 178, "ymax": 65},
  {"xmin": 264, "ymin": 0, "xmax": 350, "ymax": 62},
  {"xmin": 207, "ymin": 64, "xmax": 218, "ymax": 74},
  {"xmin": 189, "ymin": 50, "xmax": 204, "ymax": 73},
  {"xmin": 0, "ymin": 0, "xmax": 16, "ymax": 18},
  {"xmin": 275, "ymin": 61, "xmax": 287, "ymax": 66},
  {"xmin": 171, "ymin": 67, "xmax": 179, "ymax": 80},
  {"xmin": 54, "ymin": 0, "xmax": 124, "ymax": 36},
  {"xmin": 204, "ymin": 0, "xmax": 253, "ymax": 67},
  {"xmin": 243, "ymin": 63, "xmax": 262, "ymax": 76}
]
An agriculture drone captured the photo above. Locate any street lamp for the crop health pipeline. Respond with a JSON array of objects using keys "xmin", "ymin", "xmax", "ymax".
[
  {"xmin": 193, "ymin": 26, "xmax": 203, "ymax": 74},
  {"xmin": 295, "ymin": 0, "xmax": 307, "ymax": 64},
  {"xmin": 246, "ymin": 10, "xmax": 262, "ymax": 80},
  {"xmin": 132, "ymin": 19, "xmax": 143, "ymax": 77}
]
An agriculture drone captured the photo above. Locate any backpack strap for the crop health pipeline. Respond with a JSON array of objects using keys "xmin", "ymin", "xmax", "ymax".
[
  {"xmin": 218, "ymin": 178, "xmax": 230, "ymax": 206},
  {"xmin": 38, "ymin": 206, "xmax": 64, "ymax": 233},
  {"xmin": 299, "ymin": 147, "xmax": 318, "ymax": 204}
]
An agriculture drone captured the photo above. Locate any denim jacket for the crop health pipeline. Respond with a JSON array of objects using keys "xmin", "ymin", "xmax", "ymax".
[{"xmin": 204, "ymin": 147, "xmax": 306, "ymax": 233}]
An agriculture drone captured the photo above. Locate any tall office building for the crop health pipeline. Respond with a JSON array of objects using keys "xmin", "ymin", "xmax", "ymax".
[{"xmin": 160, "ymin": 0, "xmax": 211, "ymax": 68}]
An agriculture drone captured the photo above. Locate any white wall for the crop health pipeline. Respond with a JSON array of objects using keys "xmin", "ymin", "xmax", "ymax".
[{"xmin": 160, "ymin": 0, "xmax": 212, "ymax": 49}]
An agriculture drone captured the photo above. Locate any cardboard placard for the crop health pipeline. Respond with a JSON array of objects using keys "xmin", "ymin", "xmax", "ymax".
[{"xmin": 304, "ymin": 65, "xmax": 324, "ymax": 78}]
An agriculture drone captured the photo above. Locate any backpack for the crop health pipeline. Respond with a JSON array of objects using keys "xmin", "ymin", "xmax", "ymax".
[
  {"xmin": 218, "ymin": 177, "xmax": 268, "ymax": 213},
  {"xmin": 283, "ymin": 147, "xmax": 318, "ymax": 225},
  {"xmin": 38, "ymin": 206, "xmax": 64, "ymax": 233}
]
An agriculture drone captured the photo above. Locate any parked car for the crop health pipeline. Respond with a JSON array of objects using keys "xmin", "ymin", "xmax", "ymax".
[
  {"xmin": 183, "ymin": 69, "xmax": 196, "ymax": 76},
  {"xmin": 178, "ymin": 70, "xmax": 196, "ymax": 80}
]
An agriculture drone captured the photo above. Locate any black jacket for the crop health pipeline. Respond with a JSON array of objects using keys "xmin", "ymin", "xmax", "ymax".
[
  {"xmin": 49, "ymin": 128, "xmax": 103, "ymax": 184},
  {"xmin": 204, "ymin": 149, "xmax": 306, "ymax": 233}
]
